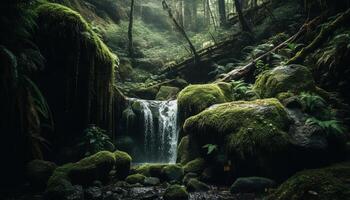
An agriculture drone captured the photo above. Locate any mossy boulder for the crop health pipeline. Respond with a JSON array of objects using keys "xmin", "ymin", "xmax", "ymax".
[
  {"xmin": 144, "ymin": 177, "xmax": 161, "ymax": 186},
  {"xmin": 114, "ymin": 150, "xmax": 132, "ymax": 179},
  {"xmin": 134, "ymin": 163, "xmax": 167, "ymax": 177},
  {"xmin": 26, "ymin": 160, "xmax": 57, "ymax": 191},
  {"xmin": 176, "ymin": 136, "xmax": 191, "ymax": 165},
  {"xmin": 177, "ymin": 83, "xmax": 233, "ymax": 123},
  {"xmin": 184, "ymin": 98, "xmax": 292, "ymax": 178},
  {"xmin": 45, "ymin": 151, "xmax": 115, "ymax": 199},
  {"xmin": 183, "ymin": 158, "xmax": 206, "ymax": 174},
  {"xmin": 125, "ymin": 173, "xmax": 146, "ymax": 184},
  {"xmin": 254, "ymin": 65, "xmax": 316, "ymax": 98},
  {"xmin": 186, "ymin": 178, "xmax": 210, "ymax": 192},
  {"xmin": 156, "ymin": 86, "xmax": 180, "ymax": 100},
  {"xmin": 163, "ymin": 184, "xmax": 189, "ymax": 200},
  {"xmin": 230, "ymin": 177, "xmax": 276, "ymax": 194},
  {"xmin": 161, "ymin": 164, "xmax": 184, "ymax": 182},
  {"xmin": 268, "ymin": 162, "xmax": 350, "ymax": 200}
]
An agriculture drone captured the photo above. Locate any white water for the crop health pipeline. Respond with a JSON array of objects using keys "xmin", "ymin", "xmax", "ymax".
[{"xmin": 126, "ymin": 98, "xmax": 179, "ymax": 163}]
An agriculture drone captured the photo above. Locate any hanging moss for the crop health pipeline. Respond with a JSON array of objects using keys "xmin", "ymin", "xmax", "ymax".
[{"xmin": 35, "ymin": 3, "xmax": 120, "ymax": 139}]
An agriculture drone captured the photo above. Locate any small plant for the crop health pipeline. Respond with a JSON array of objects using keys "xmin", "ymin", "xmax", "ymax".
[
  {"xmin": 80, "ymin": 125, "xmax": 113, "ymax": 156},
  {"xmin": 202, "ymin": 144, "xmax": 218, "ymax": 155},
  {"xmin": 299, "ymin": 92, "xmax": 326, "ymax": 113},
  {"xmin": 254, "ymin": 60, "xmax": 271, "ymax": 77},
  {"xmin": 306, "ymin": 117, "xmax": 345, "ymax": 135},
  {"xmin": 231, "ymin": 80, "xmax": 256, "ymax": 100}
]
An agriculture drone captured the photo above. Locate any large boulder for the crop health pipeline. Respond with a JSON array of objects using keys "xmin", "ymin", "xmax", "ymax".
[
  {"xmin": 183, "ymin": 158, "xmax": 206, "ymax": 174},
  {"xmin": 268, "ymin": 162, "xmax": 350, "ymax": 200},
  {"xmin": 45, "ymin": 151, "xmax": 116, "ymax": 199},
  {"xmin": 163, "ymin": 184, "xmax": 189, "ymax": 200},
  {"xmin": 161, "ymin": 164, "xmax": 184, "ymax": 182},
  {"xmin": 254, "ymin": 65, "xmax": 316, "ymax": 98},
  {"xmin": 177, "ymin": 135, "xmax": 200, "ymax": 165},
  {"xmin": 114, "ymin": 150, "xmax": 132, "ymax": 179},
  {"xmin": 186, "ymin": 178, "xmax": 210, "ymax": 192},
  {"xmin": 134, "ymin": 163, "xmax": 167, "ymax": 178},
  {"xmin": 184, "ymin": 98, "xmax": 292, "ymax": 178},
  {"xmin": 230, "ymin": 177, "xmax": 276, "ymax": 194},
  {"xmin": 177, "ymin": 83, "xmax": 233, "ymax": 123},
  {"xmin": 26, "ymin": 160, "xmax": 57, "ymax": 190},
  {"xmin": 125, "ymin": 173, "xmax": 146, "ymax": 184}
]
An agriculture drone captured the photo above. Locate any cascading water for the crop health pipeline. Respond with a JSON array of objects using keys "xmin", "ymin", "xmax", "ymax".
[{"xmin": 118, "ymin": 98, "xmax": 179, "ymax": 163}]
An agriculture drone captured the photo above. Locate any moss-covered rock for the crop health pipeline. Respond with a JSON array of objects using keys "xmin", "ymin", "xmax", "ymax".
[
  {"xmin": 156, "ymin": 86, "xmax": 180, "ymax": 100},
  {"xmin": 230, "ymin": 177, "xmax": 276, "ymax": 194},
  {"xmin": 268, "ymin": 162, "xmax": 350, "ymax": 200},
  {"xmin": 45, "ymin": 151, "xmax": 116, "ymax": 199},
  {"xmin": 254, "ymin": 65, "xmax": 316, "ymax": 98},
  {"xmin": 177, "ymin": 83, "xmax": 233, "ymax": 123},
  {"xmin": 177, "ymin": 136, "xmax": 199, "ymax": 165},
  {"xmin": 184, "ymin": 98, "xmax": 292, "ymax": 178},
  {"xmin": 183, "ymin": 158, "xmax": 206, "ymax": 174},
  {"xmin": 186, "ymin": 178, "xmax": 210, "ymax": 192},
  {"xmin": 163, "ymin": 184, "xmax": 189, "ymax": 200},
  {"xmin": 114, "ymin": 150, "xmax": 132, "ymax": 179},
  {"xmin": 161, "ymin": 164, "xmax": 184, "ymax": 182},
  {"xmin": 125, "ymin": 173, "xmax": 146, "ymax": 184},
  {"xmin": 26, "ymin": 160, "xmax": 57, "ymax": 191},
  {"xmin": 134, "ymin": 163, "xmax": 167, "ymax": 178}
]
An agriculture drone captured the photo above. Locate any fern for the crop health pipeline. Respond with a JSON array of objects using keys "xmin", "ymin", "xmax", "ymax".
[
  {"xmin": 299, "ymin": 92, "xmax": 326, "ymax": 113},
  {"xmin": 231, "ymin": 80, "xmax": 256, "ymax": 100},
  {"xmin": 80, "ymin": 126, "xmax": 113, "ymax": 156},
  {"xmin": 306, "ymin": 117, "xmax": 345, "ymax": 135},
  {"xmin": 202, "ymin": 144, "xmax": 218, "ymax": 155}
]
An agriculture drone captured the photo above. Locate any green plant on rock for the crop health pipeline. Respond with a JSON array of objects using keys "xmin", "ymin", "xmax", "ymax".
[
  {"xmin": 254, "ymin": 60, "xmax": 271, "ymax": 77},
  {"xmin": 79, "ymin": 126, "xmax": 113, "ymax": 156},
  {"xmin": 299, "ymin": 92, "xmax": 326, "ymax": 113},
  {"xmin": 202, "ymin": 144, "xmax": 218, "ymax": 155},
  {"xmin": 306, "ymin": 117, "xmax": 346, "ymax": 136}
]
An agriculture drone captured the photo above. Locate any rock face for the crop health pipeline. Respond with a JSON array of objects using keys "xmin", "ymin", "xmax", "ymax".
[
  {"xmin": 156, "ymin": 86, "xmax": 180, "ymax": 100},
  {"xmin": 186, "ymin": 178, "xmax": 210, "ymax": 192},
  {"xmin": 184, "ymin": 98, "xmax": 292, "ymax": 178},
  {"xmin": 268, "ymin": 162, "xmax": 350, "ymax": 200},
  {"xmin": 161, "ymin": 164, "xmax": 184, "ymax": 182},
  {"xmin": 177, "ymin": 83, "xmax": 233, "ymax": 123},
  {"xmin": 254, "ymin": 65, "xmax": 315, "ymax": 98},
  {"xmin": 230, "ymin": 177, "xmax": 276, "ymax": 194},
  {"xmin": 26, "ymin": 160, "xmax": 57, "ymax": 190},
  {"xmin": 163, "ymin": 184, "xmax": 189, "ymax": 200},
  {"xmin": 114, "ymin": 150, "xmax": 132, "ymax": 179}
]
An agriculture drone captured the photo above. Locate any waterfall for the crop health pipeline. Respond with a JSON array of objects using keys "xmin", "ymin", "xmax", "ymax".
[{"xmin": 120, "ymin": 98, "xmax": 179, "ymax": 163}]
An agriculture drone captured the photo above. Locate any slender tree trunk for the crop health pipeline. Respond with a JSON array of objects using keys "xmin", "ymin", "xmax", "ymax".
[
  {"xmin": 234, "ymin": 0, "xmax": 252, "ymax": 32},
  {"xmin": 208, "ymin": 0, "xmax": 217, "ymax": 29},
  {"xmin": 162, "ymin": 0, "xmax": 199, "ymax": 61},
  {"xmin": 192, "ymin": 1, "xmax": 198, "ymax": 31},
  {"xmin": 218, "ymin": 0, "xmax": 226, "ymax": 26},
  {"xmin": 128, "ymin": 0, "xmax": 135, "ymax": 57}
]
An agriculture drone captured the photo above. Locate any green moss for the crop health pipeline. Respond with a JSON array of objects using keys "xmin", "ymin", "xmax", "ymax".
[
  {"xmin": 156, "ymin": 86, "xmax": 180, "ymax": 100},
  {"xmin": 183, "ymin": 158, "xmax": 206, "ymax": 174},
  {"xmin": 186, "ymin": 178, "xmax": 210, "ymax": 192},
  {"xmin": 134, "ymin": 163, "xmax": 167, "ymax": 178},
  {"xmin": 114, "ymin": 150, "xmax": 132, "ymax": 179},
  {"xmin": 46, "ymin": 151, "xmax": 116, "ymax": 199},
  {"xmin": 176, "ymin": 136, "xmax": 192, "ymax": 165},
  {"xmin": 177, "ymin": 83, "xmax": 233, "ymax": 123},
  {"xmin": 268, "ymin": 162, "xmax": 350, "ymax": 200},
  {"xmin": 125, "ymin": 173, "xmax": 146, "ymax": 184},
  {"xmin": 254, "ymin": 65, "xmax": 316, "ymax": 98},
  {"xmin": 161, "ymin": 164, "xmax": 184, "ymax": 182},
  {"xmin": 163, "ymin": 184, "xmax": 189, "ymax": 200}
]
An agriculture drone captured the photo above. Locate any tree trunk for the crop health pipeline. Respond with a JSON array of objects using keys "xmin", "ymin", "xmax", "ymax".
[
  {"xmin": 218, "ymin": 0, "xmax": 226, "ymax": 26},
  {"xmin": 234, "ymin": 0, "xmax": 252, "ymax": 32},
  {"xmin": 162, "ymin": 0, "xmax": 199, "ymax": 61},
  {"xmin": 128, "ymin": 0, "xmax": 135, "ymax": 57}
]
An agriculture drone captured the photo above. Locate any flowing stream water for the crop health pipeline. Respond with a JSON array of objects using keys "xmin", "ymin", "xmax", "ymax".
[{"xmin": 119, "ymin": 98, "xmax": 179, "ymax": 163}]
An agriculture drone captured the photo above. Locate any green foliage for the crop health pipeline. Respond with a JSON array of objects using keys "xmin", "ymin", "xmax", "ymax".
[
  {"xmin": 231, "ymin": 80, "xmax": 256, "ymax": 100},
  {"xmin": 80, "ymin": 126, "xmax": 113, "ymax": 156},
  {"xmin": 254, "ymin": 60, "xmax": 271, "ymax": 77},
  {"xmin": 306, "ymin": 117, "xmax": 345, "ymax": 135},
  {"xmin": 299, "ymin": 92, "xmax": 326, "ymax": 113},
  {"xmin": 202, "ymin": 144, "xmax": 217, "ymax": 155}
]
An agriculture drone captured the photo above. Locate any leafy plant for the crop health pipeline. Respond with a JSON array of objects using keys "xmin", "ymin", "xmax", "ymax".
[
  {"xmin": 299, "ymin": 92, "xmax": 326, "ymax": 113},
  {"xmin": 80, "ymin": 125, "xmax": 113, "ymax": 156},
  {"xmin": 254, "ymin": 60, "xmax": 271, "ymax": 77},
  {"xmin": 202, "ymin": 144, "xmax": 218, "ymax": 155},
  {"xmin": 231, "ymin": 80, "xmax": 256, "ymax": 100},
  {"xmin": 306, "ymin": 117, "xmax": 345, "ymax": 135}
]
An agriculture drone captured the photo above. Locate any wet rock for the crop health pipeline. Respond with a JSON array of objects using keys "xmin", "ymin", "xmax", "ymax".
[
  {"xmin": 114, "ymin": 151, "xmax": 132, "ymax": 180},
  {"xmin": 66, "ymin": 185, "xmax": 84, "ymax": 200},
  {"xmin": 183, "ymin": 158, "xmax": 206, "ymax": 174},
  {"xmin": 155, "ymin": 86, "xmax": 180, "ymax": 100},
  {"xmin": 85, "ymin": 186, "xmax": 102, "ymax": 200},
  {"xmin": 182, "ymin": 173, "xmax": 198, "ymax": 185},
  {"xmin": 144, "ymin": 177, "xmax": 160, "ymax": 186},
  {"xmin": 186, "ymin": 178, "xmax": 210, "ymax": 192},
  {"xmin": 126, "ymin": 174, "xmax": 146, "ymax": 184},
  {"xmin": 26, "ymin": 160, "xmax": 57, "ymax": 191},
  {"xmin": 161, "ymin": 165, "xmax": 184, "ymax": 182},
  {"xmin": 163, "ymin": 184, "xmax": 189, "ymax": 200},
  {"xmin": 230, "ymin": 177, "xmax": 276, "ymax": 194}
]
